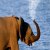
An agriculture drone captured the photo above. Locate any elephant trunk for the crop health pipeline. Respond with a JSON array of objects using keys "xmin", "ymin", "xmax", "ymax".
[{"xmin": 33, "ymin": 20, "xmax": 40, "ymax": 41}]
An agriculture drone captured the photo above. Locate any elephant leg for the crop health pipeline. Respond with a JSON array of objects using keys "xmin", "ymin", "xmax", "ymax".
[
  {"xmin": 10, "ymin": 33, "xmax": 19, "ymax": 50},
  {"xmin": 0, "ymin": 41, "xmax": 5, "ymax": 50},
  {"xmin": 0, "ymin": 47, "xmax": 4, "ymax": 50},
  {"xmin": 0, "ymin": 46, "xmax": 4, "ymax": 50},
  {"xmin": 0, "ymin": 38, "xmax": 5, "ymax": 50}
]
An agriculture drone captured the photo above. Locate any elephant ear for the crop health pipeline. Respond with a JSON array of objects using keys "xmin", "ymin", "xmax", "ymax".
[{"xmin": 19, "ymin": 17, "xmax": 28, "ymax": 41}]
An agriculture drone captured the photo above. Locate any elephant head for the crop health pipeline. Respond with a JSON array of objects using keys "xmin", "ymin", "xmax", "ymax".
[{"xmin": 19, "ymin": 17, "xmax": 40, "ymax": 46}]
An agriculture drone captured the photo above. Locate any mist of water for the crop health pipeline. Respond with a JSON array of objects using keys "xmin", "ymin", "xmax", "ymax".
[{"xmin": 29, "ymin": 0, "xmax": 40, "ymax": 20}]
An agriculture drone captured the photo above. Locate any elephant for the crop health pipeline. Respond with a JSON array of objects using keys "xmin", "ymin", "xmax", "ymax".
[{"xmin": 0, "ymin": 16, "xmax": 40, "ymax": 50}]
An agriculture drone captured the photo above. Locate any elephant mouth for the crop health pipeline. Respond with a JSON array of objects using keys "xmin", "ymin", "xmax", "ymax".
[
  {"xmin": 28, "ymin": 39, "xmax": 32, "ymax": 46},
  {"xmin": 28, "ymin": 43, "xmax": 32, "ymax": 46}
]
